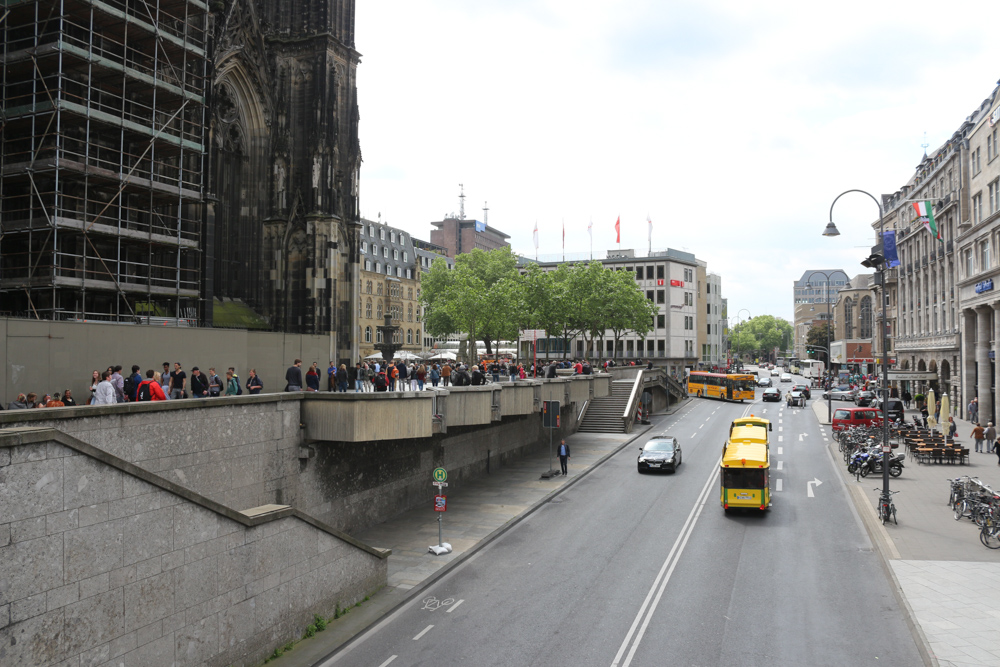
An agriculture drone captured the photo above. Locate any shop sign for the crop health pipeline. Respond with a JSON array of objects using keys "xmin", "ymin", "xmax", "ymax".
[
  {"xmin": 976, "ymin": 278, "xmax": 994, "ymax": 294},
  {"xmin": 670, "ymin": 279, "xmax": 683, "ymax": 287}
]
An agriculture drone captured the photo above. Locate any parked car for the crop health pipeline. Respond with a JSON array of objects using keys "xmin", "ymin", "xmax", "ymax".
[
  {"xmin": 757, "ymin": 377, "xmax": 772, "ymax": 387},
  {"xmin": 873, "ymin": 398, "xmax": 905, "ymax": 423},
  {"xmin": 823, "ymin": 386, "xmax": 856, "ymax": 401},
  {"xmin": 832, "ymin": 406, "xmax": 883, "ymax": 432},
  {"xmin": 855, "ymin": 390, "xmax": 876, "ymax": 407},
  {"xmin": 637, "ymin": 436, "xmax": 682, "ymax": 473},
  {"xmin": 762, "ymin": 387, "xmax": 782, "ymax": 402},
  {"xmin": 780, "ymin": 373, "xmax": 792, "ymax": 383},
  {"xmin": 792, "ymin": 383, "xmax": 811, "ymax": 400}
]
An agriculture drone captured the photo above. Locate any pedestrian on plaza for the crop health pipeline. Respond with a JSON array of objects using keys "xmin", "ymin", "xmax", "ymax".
[
  {"xmin": 86, "ymin": 370, "xmax": 100, "ymax": 404},
  {"xmin": 920, "ymin": 404, "xmax": 929, "ymax": 428},
  {"xmin": 545, "ymin": 362, "xmax": 557, "ymax": 379},
  {"xmin": 430, "ymin": 363, "xmax": 440, "ymax": 388},
  {"xmin": 354, "ymin": 363, "xmax": 364, "ymax": 392},
  {"xmin": 208, "ymin": 368, "xmax": 222, "ymax": 397},
  {"xmin": 188, "ymin": 367, "xmax": 208, "ymax": 398},
  {"xmin": 973, "ymin": 423, "xmax": 986, "ymax": 453},
  {"xmin": 969, "ymin": 398, "xmax": 979, "ymax": 424},
  {"xmin": 285, "ymin": 359, "xmax": 303, "ymax": 392},
  {"xmin": 994, "ymin": 437, "xmax": 1000, "ymax": 465},
  {"xmin": 126, "ymin": 365, "xmax": 143, "ymax": 402},
  {"xmin": 362, "ymin": 363, "xmax": 374, "ymax": 392},
  {"xmin": 246, "ymin": 369, "xmax": 263, "ymax": 395},
  {"xmin": 948, "ymin": 416, "xmax": 958, "ymax": 440},
  {"xmin": 111, "ymin": 365, "xmax": 125, "ymax": 403},
  {"xmin": 8, "ymin": 393, "xmax": 28, "ymax": 410},
  {"xmin": 328, "ymin": 361, "xmax": 337, "ymax": 392},
  {"xmin": 62, "ymin": 389, "xmax": 77, "ymax": 407},
  {"xmin": 389, "ymin": 362, "xmax": 399, "ymax": 391},
  {"xmin": 136, "ymin": 370, "xmax": 167, "ymax": 401},
  {"xmin": 471, "ymin": 364, "xmax": 486, "ymax": 386},
  {"xmin": 441, "ymin": 363, "xmax": 451, "ymax": 387},
  {"xmin": 373, "ymin": 369, "xmax": 388, "ymax": 392},
  {"xmin": 159, "ymin": 363, "xmax": 172, "ymax": 399},
  {"xmin": 987, "ymin": 423, "xmax": 997, "ymax": 448},
  {"xmin": 902, "ymin": 390, "xmax": 911, "ymax": 408},
  {"xmin": 337, "ymin": 364, "xmax": 349, "ymax": 392},
  {"xmin": 93, "ymin": 371, "xmax": 116, "ymax": 405},
  {"xmin": 169, "ymin": 362, "xmax": 187, "ymax": 399},
  {"xmin": 397, "ymin": 360, "xmax": 408, "ymax": 389},
  {"xmin": 223, "ymin": 370, "xmax": 239, "ymax": 396},
  {"xmin": 304, "ymin": 362, "xmax": 319, "ymax": 392},
  {"xmin": 416, "ymin": 364, "xmax": 426, "ymax": 391},
  {"xmin": 558, "ymin": 439, "xmax": 570, "ymax": 476}
]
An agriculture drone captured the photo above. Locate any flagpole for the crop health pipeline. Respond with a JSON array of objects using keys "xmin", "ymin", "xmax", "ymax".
[
  {"xmin": 562, "ymin": 218, "xmax": 565, "ymax": 262},
  {"xmin": 589, "ymin": 217, "xmax": 593, "ymax": 260}
]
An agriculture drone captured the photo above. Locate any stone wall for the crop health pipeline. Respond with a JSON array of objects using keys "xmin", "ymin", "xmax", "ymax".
[{"xmin": 0, "ymin": 428, "xmax": 386, "ymax": 667}]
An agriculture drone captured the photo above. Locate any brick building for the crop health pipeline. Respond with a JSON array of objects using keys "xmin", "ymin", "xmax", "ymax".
[{"xmin": 429, "ymin": 218, "xmax": 510, "ymax": 258}]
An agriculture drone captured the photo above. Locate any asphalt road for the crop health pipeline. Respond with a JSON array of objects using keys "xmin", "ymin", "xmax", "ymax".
[{"xmin": 319, "ymin": 372, "xmax": 924, "ymax": 667}]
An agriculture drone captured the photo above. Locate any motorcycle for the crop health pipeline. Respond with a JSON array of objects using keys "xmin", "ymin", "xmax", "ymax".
[{"xmin": 861, "ymin": 452, "xmax": 905, "ymax": 478}]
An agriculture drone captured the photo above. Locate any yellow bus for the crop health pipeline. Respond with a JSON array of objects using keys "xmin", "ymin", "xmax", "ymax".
[
  {"xmin": 721, "ymin": 416, "xmax": 771, "ymax": 511},
  {"xmin": 687, "ymin": 372, "xmax": 756, "ymax": 401}
]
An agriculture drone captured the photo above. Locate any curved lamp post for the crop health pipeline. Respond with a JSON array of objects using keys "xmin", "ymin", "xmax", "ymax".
[{"xmin": 827, "ymin": 189, "xmax": 891, "ymax": 504}]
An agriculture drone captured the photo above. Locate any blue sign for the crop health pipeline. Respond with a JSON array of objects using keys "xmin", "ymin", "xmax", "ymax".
[
  {"xmin": 882, "ymin": 231, "xmax": 900, "ymax": 268},
  {"xmin": 976, "ymin": 278, "xmax": 994, "ymax": 294},
  {"xmin": 474, "ymin": 220, "xmax": 486, "ymax": 232}
]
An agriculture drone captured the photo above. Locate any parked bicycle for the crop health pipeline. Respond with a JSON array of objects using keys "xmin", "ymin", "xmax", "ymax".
[{"xmin": 875, "ymin": 488, "xmax": 899, "ymax": 525}]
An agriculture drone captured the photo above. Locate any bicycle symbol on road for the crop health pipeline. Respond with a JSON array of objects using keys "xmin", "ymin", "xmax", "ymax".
[{"xmin": 421, "ymin": 596, "xmax": 455, "ymax": 611}]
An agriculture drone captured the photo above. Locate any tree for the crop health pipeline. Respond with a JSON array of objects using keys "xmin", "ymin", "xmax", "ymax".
[
  {"xmin": 806, "ymin": 323, "xmax": 833, "ymax": 363},
  {"xmin": 602, "ymin": 268, "xmax": 658, "ymax": 358},
  {"xmin": 730, "ymin": 315, "xmax": 793, "ymax": 361}
]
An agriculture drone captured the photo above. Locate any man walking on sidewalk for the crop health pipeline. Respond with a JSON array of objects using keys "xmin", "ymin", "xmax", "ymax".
[
  {"xmin": 969, "ymin": 397, "xmax": 979, "ymax": 424},
  {"xmin": 972, "ymin": 423, "xmax": 986, "ymax": 453},
  {"xmin": 558, "ymin": 439, "xmax": 570, "ymax": 476},
  {"xmin": 986, "ymin": 423, "xmax": 997, "ymax": 452}
]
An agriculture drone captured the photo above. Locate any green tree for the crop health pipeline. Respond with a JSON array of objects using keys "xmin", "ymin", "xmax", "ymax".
[
  {"xmin": 730, "ymin": 315, "xmax": 792, "ymax": 361},
  {"xmin": 602, "ymin": 268, "xmax": 658, "ymax": 358},
  {"xmin": 805, "ymin": 323, "xmax": 833, "ymax": 363}
]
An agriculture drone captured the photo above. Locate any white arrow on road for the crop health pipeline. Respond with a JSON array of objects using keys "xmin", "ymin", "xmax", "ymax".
[{"xmin": 807, "ymin": 478, "xmax": 823, "ymax": 498}]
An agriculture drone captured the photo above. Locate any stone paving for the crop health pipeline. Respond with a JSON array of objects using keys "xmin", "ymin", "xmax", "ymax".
[{"xmin": 814, "ymin": 398, "xmax": 1000, "ymax": 666}]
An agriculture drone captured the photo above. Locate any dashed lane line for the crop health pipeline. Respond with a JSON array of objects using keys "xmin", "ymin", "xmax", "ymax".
[
  {"xmin": 777, "ymin": 447, "xmax": 783, "ymax": 454},
  {"xmin": 776, "ymin": 479, "xmax": 783, "ymax": 492},
  {"xmin": 445, "ymin": 600, "xmax": 464, "ymax": 613},
  {"xmin": 377, "ymin": 657, "xmax": 397, "ymax": 667},
  {"xmin": 413, "ymin": 625, "xmax": 433, "ymax": 641},
  {"xmin": 776, "ymin": 461, "xmax": 783, "ymax": 470}
]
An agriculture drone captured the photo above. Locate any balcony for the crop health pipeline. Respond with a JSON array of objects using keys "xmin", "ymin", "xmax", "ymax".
[
  {"xmin": 947, "ymin": 240, "xmax": 954, "ymax": 254},
  {"xmin": 922, "ymin": 257, "xmax": 929, "ymax": 267},
  {"xmin": 930, "ymin": 253, "xmax": 937, "ymax": 263},
  {"xmin": 938, "ymin": 247, "xmax": 945, "ymax": 259}
]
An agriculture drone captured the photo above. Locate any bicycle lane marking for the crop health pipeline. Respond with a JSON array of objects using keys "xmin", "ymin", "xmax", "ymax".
[{"xmin": 610, "ymin": 401, "xmax": 754, "ymax": 667}]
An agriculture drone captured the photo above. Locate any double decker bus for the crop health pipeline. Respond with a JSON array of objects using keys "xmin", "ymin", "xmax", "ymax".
[{"xmin": 687, "ymin": 372, "xmax": 756, "ymax": 401}]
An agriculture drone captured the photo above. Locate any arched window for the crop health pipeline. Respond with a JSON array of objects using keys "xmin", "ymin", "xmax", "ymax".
[
  {"xmin": 372, "ymin": 244, "xmax": 378, "ymax": 257},
  {"xmin": 393, "ymin": 330, "xmax": 401, "ymax": 344},
  {"xmin": 408, "ymin": 304, "xmax": 413, "ymax": 321},
  {"xmin": 377, "ymin": 283, "xmax": 383, "ymax": 296},
  {"xmin": 407, "ymin": 329, "xmax": 413, "ymax": 344},
  {"xmin": 365, "ymin": 326, "xmax": 372, "ymax": 342},
  {"xmin": 416, "ymin": 329, "xmax": 421, "ymax": 341},
  {"xmin": 844, "ymin": 298, "xmax": 854, "ymax": 339},
  {"xmin": 416, "ymin": 307, "xmax": 421, "ymax": 322},
  {"xmin": 407, "ymin": 288, "xmax": 413, "ymax": 300},
  {"xmin": 366, "ymin": 280, "xmax": 372, "ymax": 294},
  {"xmin": 376, "ymin": 329, "xmax": 383, "ymax": 343},
  {"xmin": 383, "ymin": 247, "xmax": 388, "ymax": 258},
  {"xmin": 859, "ymin": 296, "xmax": 873, "ymax": 339},
  {"xmin": 393, "ymin": 249, "xmax": 399, "ymax": 260},
  {"xmin": 377, "ymin": 302, "xmax": 383, "ymax": 319},
  {"xmin": 365, "ymin": 299, "xmax": 372, "ymax": 318}
]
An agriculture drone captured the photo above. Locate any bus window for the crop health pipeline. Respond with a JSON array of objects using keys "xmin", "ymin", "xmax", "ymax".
[{"xmin": 723, "ymin": 468, "xmax": 765, "ymax": 488}]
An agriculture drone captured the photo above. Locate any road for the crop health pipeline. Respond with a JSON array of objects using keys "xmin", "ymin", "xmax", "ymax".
[{"xmin": 319, "ymin": 371, "xmax": 924, "ymax": 667}]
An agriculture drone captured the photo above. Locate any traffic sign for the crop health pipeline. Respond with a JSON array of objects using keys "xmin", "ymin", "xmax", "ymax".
[
  {"xmin": 543, "ymin": 400, "xmax": 561, "ymax": 428},
  {"xmin": 434, "ymin": 495, "xmax": 447, "ymax": 512},
  {"xmin": 432, "ymin": 481, "xmax": 448, "ymax": 488},
  {"xmin": 432, "ymin": 467, "xmax": 447, "ymax": 482}
]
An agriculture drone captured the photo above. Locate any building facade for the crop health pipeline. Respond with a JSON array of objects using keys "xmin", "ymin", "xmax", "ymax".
[
  {"xmin": 429, "ymin": 218, "xmax": 510, "ymax": 258},
  {"xmin": 793, "ymin": 270, "xmax": 849, "ymax": 359},
  {"xmin": 830, "ymin": 275, "xmax": 876, "ymax": 373},
  {"xmin": 696, "ymin": 261, "xmax": 725, "ymax": 369},
  {"xmin": 357, "ymin": 219, "xmax": 422, "ymax": 360}
]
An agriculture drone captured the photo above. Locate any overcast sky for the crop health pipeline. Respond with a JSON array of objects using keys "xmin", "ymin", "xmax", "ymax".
[{"xmin": 355, "ymin": 0, "xmax": 1000, "ymax": 322}]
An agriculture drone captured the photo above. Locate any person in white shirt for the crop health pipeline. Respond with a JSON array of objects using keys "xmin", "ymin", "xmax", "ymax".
[{"xmin": 93, "ymin": 371, "xmax": 117, "ymax": 405}]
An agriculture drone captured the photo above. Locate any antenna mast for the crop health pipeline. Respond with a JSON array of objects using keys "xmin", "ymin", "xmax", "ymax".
[
  {"xmin": 921, "ymin": 132, "xmax": 929, "ymax": 157},
  {"xmin": 458, "ymin": 184, "xmax": 465, "ymax": 219},
  {"xmin": 483, "ymin": 201, "xmax": 489, "ymax": 225}
]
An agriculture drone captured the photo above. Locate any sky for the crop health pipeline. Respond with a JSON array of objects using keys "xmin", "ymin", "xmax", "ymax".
[{"xmin": 355, "ymin": 0, "xmax": 1000, "ymax": 323}]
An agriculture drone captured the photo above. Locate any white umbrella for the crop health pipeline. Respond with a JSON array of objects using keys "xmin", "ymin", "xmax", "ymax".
[
  {"xmin": 364, "ymin": 352, "xmax": 384, "ymax": 360},
  {"xmin": 396, "ymin": 350, "xmax": 421, "ymax": 361},
  {"xmin": 926, "ymin": 388, "xmax": 937, "ymax": 428},
  {"xmin": 428, "ymin": 351, "xmax": 457, "ymax": 360}
]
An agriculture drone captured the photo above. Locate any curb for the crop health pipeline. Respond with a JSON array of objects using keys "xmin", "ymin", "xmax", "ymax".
[
  {"xmin": 308, "ymin": 412, "xmax": 674, "ymax": 665},
  {"xmin": 817, "ymin": 420, "xmax": 938, "ymax": 667}
]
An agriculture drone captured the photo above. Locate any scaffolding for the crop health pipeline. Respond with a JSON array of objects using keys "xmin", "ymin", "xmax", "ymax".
[{"xmin": 0, "ymin": 0, "xmax": 208, "ymax": 323}]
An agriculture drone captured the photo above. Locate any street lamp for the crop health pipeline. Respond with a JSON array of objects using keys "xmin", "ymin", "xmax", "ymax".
[
  {"xmin": 829, "ymin": 189, "xmax": 892, "ymax": 506},
  {"xmin": 736, "ymin": 309, "xmax": 752, "ymax": 369}
]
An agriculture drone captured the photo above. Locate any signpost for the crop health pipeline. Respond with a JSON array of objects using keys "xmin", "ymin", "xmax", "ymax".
[
  {"xmin": 541, "ymin": 400, "xmax": 561, "ymax": 479},
  {"xmin": 429, "ymin": 468, "xmax": 452, "ymax": 555}
]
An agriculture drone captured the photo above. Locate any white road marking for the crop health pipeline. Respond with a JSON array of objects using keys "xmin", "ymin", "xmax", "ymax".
[
  {"xmin": 691, "ymin": 433, "xmax": 697, "ymax": 438},
  {"xmin": 776, "ymin": 461, "xmax": 783, "ymax": 470},
  {"xmin": 799, "ymin": 434, "xmax": 804, "ymax": 442},
  {"xmin": 413, "ymin": 625, "xmax": 434, "ymax": 641},
  {"xmin": 807, "ymin": 478, "xmax": 823, "ymax": 498},
  {"xmin": 776, "ymin": 479, "xmax": 783, "ymax": 492},
  {"xmin": 778, "ymin": 427, "xmax": 783, "ymax": 432},
  {"xmin": 446, "ymin": 599, "xmax": 464, "ymax": 613},
  {"xmin": 823, "ymin": 436, "xmax": 829, "ymax": 441},
  {"xmin": 699, "ymin": 424, "xmax": 704, "ymax": 429},
  {"xmin": 778, "ymin": 436, "xmax": 783, "ymax": 442},
  {"xmin": 377, "ymin": 657, "xmax": 397, "ymax": 667},
  {"xmin": 777, "ymin": 447, "xmax": 783, "ymax": 454}
]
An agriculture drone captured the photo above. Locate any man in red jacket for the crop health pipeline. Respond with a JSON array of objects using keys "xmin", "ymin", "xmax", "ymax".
[{"xmin": 136, "ymin": 369, "xmax": 167, "ymax": 401}]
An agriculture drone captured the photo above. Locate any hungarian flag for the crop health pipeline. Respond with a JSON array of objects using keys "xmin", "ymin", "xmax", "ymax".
[
  {"xmin": 615, "ymin": 216, "xmax": 620, "ymax": 243},
  {"xmin": 913, "ymin": 201, "xmax": 941, "ymax": 240}
]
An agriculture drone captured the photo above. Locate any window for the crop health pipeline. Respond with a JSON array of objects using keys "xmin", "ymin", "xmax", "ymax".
[
  {"xmin": 362, "ymin": 241, "xmax": 368, "ymax": 253},
  {"xmin": 369, "ymin": 224, "xmax": 375, "ymax": 236},
  {"xmin": 376, "ymin": 329, "xmax": 383, "ymax": 343},
  {"xmin": 707, "ymin": 323, "xmax": 711, "ymax": 334},
  {"xmin": 377, "ymin": 283, "xmax": 383, "ymax": 296},
  {"xmin": 706, "ymin": 303, "xmax": 711, "ymax": 315},
  {"xmin": 393, "ymin": 249, "xmax": 399, "ymax": 260},
  {"xmin": 365, "ymin": 299, "xmax": 372, "ymax": 318},
  {"xmin": 380, "ymin": 228, "xmax": 386, "ymax": 240},
  {"xmin": 403, "ymin": 252, "xmax": 408, "ymax": 263},
  {"xmin": 376, "ymin": 302, "xmax": 383, "ymax": 318},
  {"xmin": 396, "ymin": 267, "xmax": 402, "ymax": 277},
  {"xmin": 973, "ymin": 147, "xmax": 982, "ymax": 175},
  {"xmin": 981, "ymin": 239, "xmax": 992, "ymax": 271},
  {"xmin": 391, "ymin": 231, "xmax": 396, "ymax": 243},
  {"xmin": 408, "ymin": 304, "xmax": 413, "ymax": 321},
  {"xmin": 685, "ymin": 292, "xmax": 693, "ymax": 306},
  {"xmin": 375, "ymin": 263, "xmax": 382, "ymax": 274},
  {"xmin": 365, "ymin": 326, "xmax": 372, "ymax": 342},
  {"xmin": 365, "ymin": 260, "xmax": 371, "ymax": 271},
  {"xmin": 844, "ymin": 298, "xmax": 854, "ymax": 339},
  {"xmin": 859, "ymin": 296, "xmax": 872, "ymax": 339},
  {"xmin": 965, "ymin": 248, "xmax": 974, "ymax": 277},
  {"xmin": 406, "ymin": 269, "xmax": 412, "ymax": 279},
  {"xmin": 974, "ymin": 193, "xmax": 984, "ymax": 224},
  {"xmin": 407, "ymin": 329, "xmax": 412, "ymax": 344},
  {"xmin": 657, "ymin": 265, "xmax": 665, "ymax": 279},
  {"xmin": 657, "ymin": 290, "xmax": 665, "ymax": 304},
  {"xmin": 372, "ymin": 244, "xmax": 378, "ymax": 256},
  {"xmin": 383, "ymin": 247, "xmax": 389, "ymax": 258},
  {"xmin": 636, "ymin": 267, "xmax": 644, "ymax": 279},
  {"xmin": 366, "ymin": 280, "xmax": 372, "ymax": 294},
  {"xmin": 657, "ymin": 315, "xmax": 665, "ymax": 329},
  {"xmin": 408, "ymin": 288, "xmax": 413, "ymax": 300},
  {"xmin": 646, "ymin": 290, "xmax": 654, "ymax": 301},
  {"xmin": 991, "ymin": 180, "xmax": 1000, "ymax": 214}
]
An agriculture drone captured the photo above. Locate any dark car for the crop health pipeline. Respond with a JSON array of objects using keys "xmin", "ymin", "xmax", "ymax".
[
  {"xmin": 638, "ymin": 436, "xmax": 682, "ymax": 473},
  {"xmin": 762, "ymin": 387, "xmax": 782, "ymax": 402},
  {"xmin": 874, "ymin": 398, "xmax": 905, "ymax": 423},
  {"xmin": 855, "ymin": 391, "xmax": 876, "ymax": 407},
  {"xmin": 757, "ymin": 376, "xmax": 772, "ymax": 387},
  {"xmin": 792, "ymin": 383, "xmax": 811, "ymax": 400}
]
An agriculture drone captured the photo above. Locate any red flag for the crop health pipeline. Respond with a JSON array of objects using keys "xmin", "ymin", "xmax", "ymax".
[{"xmin": 615, "ymin": 216, "xmax": 620, "ymax": 243}]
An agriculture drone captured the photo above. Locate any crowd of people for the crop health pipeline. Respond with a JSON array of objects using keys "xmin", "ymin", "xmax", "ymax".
[{"xmin": 4, "ymin": 355, "xmax": 648, "ymax": 409}]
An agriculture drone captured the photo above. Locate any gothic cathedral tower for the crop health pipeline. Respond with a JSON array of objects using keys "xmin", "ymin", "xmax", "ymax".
[{"xmin": 206, "ymin": 0, "xmax": 361, "ymax": 362}]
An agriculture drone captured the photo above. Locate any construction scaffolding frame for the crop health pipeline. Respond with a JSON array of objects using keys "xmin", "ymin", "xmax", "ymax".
[{"xmin": 0, "ymin": 0, "xmax": 208, "ymax": 323}]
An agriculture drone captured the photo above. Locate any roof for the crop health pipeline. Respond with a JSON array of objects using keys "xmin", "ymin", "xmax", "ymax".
[
  {"xmin": 722, "ymin": 441, "xmax": 769, "ymax": 468},
  {"xmin": 729, "ymin": 424, "xmax": 768, "ymax": 444}
]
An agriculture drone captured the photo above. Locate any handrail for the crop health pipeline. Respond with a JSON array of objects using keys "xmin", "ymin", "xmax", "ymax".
[{"xmin": 622, "ymin": 369, "xmax": 644, "ymax": 432}]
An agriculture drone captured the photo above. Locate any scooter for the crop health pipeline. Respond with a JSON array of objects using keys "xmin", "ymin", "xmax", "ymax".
[{"xmin": 862, "ymin": 452, "xmax": 905, "ymax": 478}]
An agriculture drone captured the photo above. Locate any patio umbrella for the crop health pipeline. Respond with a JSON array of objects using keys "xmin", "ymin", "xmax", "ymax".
[
  {"xmin": 926, "ymin": 388, "xmax": 937, "ymax": 428},
  {"xmin": 396, "ymin": 350, "xmax": 421, "ymax": 361},
  {"xmin": 428, "ymin": 351, "xmax": 457, "ymax": 360},
  {"xmin": 364, "ymin": 352, "xmax": 384, "ymax": 360},
  {"xmin": 940, "ymin": 393, "xmax": 951, "ymax": 434}
]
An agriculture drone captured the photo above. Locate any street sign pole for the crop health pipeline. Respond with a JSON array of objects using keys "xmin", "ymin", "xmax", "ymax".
[
  {"xmin": 429, "ymin": 469, "xmax": 452, "ymax": 555},
  {"xmin": 541, "ymin": 400, "xmax": 561, "ymax": 478}
]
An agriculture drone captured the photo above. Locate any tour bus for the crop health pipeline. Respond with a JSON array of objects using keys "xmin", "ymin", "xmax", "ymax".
[
  {"xmin": 687, "ymin": 372, "xmax": 756, "ymax": 401},
  {"xmin": 800, "ymin": 359, "xmax": 824, "ymax": 381},
  {"xmin": 721, "ymin": 416, "xmax": 772, "ymax": 511}
]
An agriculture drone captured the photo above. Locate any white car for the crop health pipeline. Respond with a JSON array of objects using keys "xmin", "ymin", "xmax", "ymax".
[{"xmin": 780, "ymin": 373, "xmax": 792, "ymax": 383}]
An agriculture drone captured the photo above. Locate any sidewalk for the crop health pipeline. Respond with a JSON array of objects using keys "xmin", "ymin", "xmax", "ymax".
[
  {"xmin": 813, "ymin": 399, "xmax": 1000, "ymax": 667},
  {"xmin": 276, "ymin": 412, "xmax": 676, "ymax": 667}
]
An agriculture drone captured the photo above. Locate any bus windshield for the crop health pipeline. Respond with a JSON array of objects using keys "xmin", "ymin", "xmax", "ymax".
[{"xmin": 723, "ymin": 468, "xmax": 765, "ymax": 488}]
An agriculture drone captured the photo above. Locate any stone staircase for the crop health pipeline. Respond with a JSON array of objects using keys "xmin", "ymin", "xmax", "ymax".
[{"xmin": 577, "ymin": 380, "xmax": 635, "ymax": 433}]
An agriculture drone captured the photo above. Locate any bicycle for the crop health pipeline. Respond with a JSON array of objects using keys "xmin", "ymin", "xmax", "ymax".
[
  {"xmin": 980, "ymin": 510, "xmax": 1000, "ymax": 549},
  {"xmin": 875, "ymin": 488, "xmax": 899, "ymax": 525}
]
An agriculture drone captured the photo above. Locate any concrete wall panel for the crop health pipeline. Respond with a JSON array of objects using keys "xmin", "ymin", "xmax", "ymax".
[
  {"xmin": 500, "ymin": 382, "xmax": 536, "ymax": 416},
  {"xmin": 301, "ymin": 393, "xmax": 433, "ymax": 442}
]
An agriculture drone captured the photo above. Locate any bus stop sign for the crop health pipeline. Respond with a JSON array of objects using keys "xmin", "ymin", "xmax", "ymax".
[{"xmin": 434, "ymin": 495, "xmax": 447, "ymax": 512}]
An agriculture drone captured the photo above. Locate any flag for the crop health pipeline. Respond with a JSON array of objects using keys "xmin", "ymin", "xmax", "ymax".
[
  {"xmin": 615, "ymin": 216, "xmax": 620, "ymax": 243},
  {"xmin": 562, "ymin": 219, "xmax": 565, "ymax": 250},
  {"xmin": 533, "ymin": 221, "xmax": 538, "ymax": 249},
  {"xmin": 882, "ymin": 230, "xmax": 900, "ymax": 268},
  {"xmin": 474, "ymin": 220, "xmax": 486, "ymax": 232},
  {"xmin": 587, "ymin": 218, "xmax": 592, "ymax": 240},
  {"xmin": 647, "ymin": 214, "xmax": 652, "ymax": 246},
  {"xmin": 913, "ymin": 201, "xmax": 941, "ymax": 240}
]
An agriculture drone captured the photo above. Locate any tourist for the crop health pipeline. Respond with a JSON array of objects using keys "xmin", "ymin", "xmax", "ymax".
[
  {"xmin": 62, "ymin": 389, "xmax": 77, "ymax": 407},
  {"xmin": 93, "ymin": 371, "xmax": 116, "ymax": 405},
  {"xmin": 247, "ymin": 369, "xmax": 263, "ymax": 394},
  {"xmin": 285, "ymin": 359, "xmax": 303, "ymax": 392},
  {"xmin": 306, "ymin": 362, "xmax": 320, "ymax": 392},
  {"xmin": 337, "ymin": 364, "xmax": 349, "ymax": 392},
  {"xmin": 441, "ymin": 362, "xmax": 451, "ymax": 387},
  {"xmin": 224, "ymin": 370, "xmax": 239, "ymax": 396}
]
